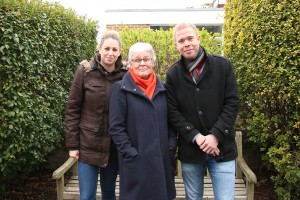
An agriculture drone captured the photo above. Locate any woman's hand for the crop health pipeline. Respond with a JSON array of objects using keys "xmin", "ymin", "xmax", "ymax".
[{"xmin": 69, "ymin": 150, "xmax": 79, "ymax": 159}]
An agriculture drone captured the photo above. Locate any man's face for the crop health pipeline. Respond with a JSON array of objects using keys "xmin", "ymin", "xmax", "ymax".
[{"xmin": 174, "ymin": 27, "xmax": 200, "ymax": 61}]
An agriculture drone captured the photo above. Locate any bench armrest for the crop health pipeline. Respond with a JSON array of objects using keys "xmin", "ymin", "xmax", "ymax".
[
  {"xmin": 235, "ymin": 131, "xmax": 257, "ymax": 200},
  {"xmin": 52, "ymin": 157, "xmax": 77, "ymax": 179},
  {"xmin": 236, "ymin": 156, "xmax": 257, "ymax": 184}
]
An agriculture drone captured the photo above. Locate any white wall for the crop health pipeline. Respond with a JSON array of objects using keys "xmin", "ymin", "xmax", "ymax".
[{"xmin": 104, "ymin": 8, "xmax": 224, "ymax": 26}]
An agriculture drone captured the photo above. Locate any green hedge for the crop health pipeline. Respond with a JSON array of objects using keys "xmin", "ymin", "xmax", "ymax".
[
  {"xmin": 224, "ymin": 0, "xmax": 300, "ymax": 198},
  {"xmin": 119, "ymin": 27, "xmax": 222, "ymax": 81},
  {"xmin": 0, "ymin": 0, "xmax": 97, "ymax": 189},
  {"xmin": 0, "ymin": 0, "xmax": 222, "ymax": 191}
]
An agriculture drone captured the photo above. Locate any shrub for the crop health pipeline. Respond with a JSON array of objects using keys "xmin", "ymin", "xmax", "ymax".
[
  {"xmin": 119, "ymin": 27, "xmax": 222, "ymax": 81},
  {"xmin": 0, "ymin": 0, "xmax": 97, "ymax": 190},
  {"xmin": 0, "ymin": 0, "xmax": 222, "ymax": 190},
  {"xmin": 224, "ymin": 0, "xmax": 300, "ymax": 198}
]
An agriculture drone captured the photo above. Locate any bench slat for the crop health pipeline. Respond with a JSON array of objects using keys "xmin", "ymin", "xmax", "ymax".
[
  {"xmin": 53, "ymin": 132, "xmax": 255, "ymax": 200},
  {"xmin": 63, "ymin": 175, "xmax": 247, "ymax": 200}
]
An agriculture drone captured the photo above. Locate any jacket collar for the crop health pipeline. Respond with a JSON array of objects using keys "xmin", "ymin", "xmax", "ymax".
[
  {"xmin": 120, "ymin": 72, "xmax": 166, "ymax": 99},
  {"xmin": 179, "ymin": 46, "xmax": 209, "ymax": 84},
  {"xmin": 91, "ymin": 51, "xmax": 126, "ymax": 74}
]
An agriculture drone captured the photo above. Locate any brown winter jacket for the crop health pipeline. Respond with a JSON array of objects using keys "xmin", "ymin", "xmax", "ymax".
[{"xmin": 64, "ymin": 51, "xmax": 127, "ymax": 167}]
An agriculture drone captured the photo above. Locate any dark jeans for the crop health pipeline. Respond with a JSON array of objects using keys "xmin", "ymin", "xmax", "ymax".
[{"xmin": 78, "ymin": 157, "xmax": 118, "ymax": 200}]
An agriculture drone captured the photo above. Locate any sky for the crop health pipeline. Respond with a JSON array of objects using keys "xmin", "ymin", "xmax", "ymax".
[
  {"xmin": 44, "ymin": 0, "xmax": 216, "ymax": 21},
  {"xmin": 43, "ymin": 0, "xmax": 224, "ymax": 41}
]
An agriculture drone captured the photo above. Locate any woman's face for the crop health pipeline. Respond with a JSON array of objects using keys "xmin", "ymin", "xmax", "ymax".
[
  {"xmin": 130, "ymin": 51, "xmax": 154, "ymax": 79},
  {"xmin": 99, "ymin": 38, "xmax": 121, "ymax": 67}
]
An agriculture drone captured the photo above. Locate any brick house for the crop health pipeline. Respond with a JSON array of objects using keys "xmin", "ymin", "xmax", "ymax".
[
  {"xmin": 104, "ymin": 8, "xmax": 224, "ymax": 32},
  {"xmin": 97, "ymin": 1, "xmax": 226, "ymax": 41}
]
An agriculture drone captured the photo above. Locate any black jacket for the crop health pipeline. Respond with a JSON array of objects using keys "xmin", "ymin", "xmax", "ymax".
[{"xmin": 165, "ymin": 48, "xmax": 240, "ymax": 163}]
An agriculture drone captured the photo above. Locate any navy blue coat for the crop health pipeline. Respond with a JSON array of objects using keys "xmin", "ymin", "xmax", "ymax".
[{"xmin": 109, "ymin": 72, "xmax": 177, "ymax": 200}]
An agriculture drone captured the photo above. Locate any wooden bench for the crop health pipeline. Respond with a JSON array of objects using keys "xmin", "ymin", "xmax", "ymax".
[{"xmin": 52, "ymin": 131, "xmax": 257, "ymax": 200}]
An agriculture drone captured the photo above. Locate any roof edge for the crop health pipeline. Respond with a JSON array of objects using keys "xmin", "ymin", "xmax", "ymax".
[{"xmin": 105, "ymin": 8, "xmax": 224, "ymax": 13}]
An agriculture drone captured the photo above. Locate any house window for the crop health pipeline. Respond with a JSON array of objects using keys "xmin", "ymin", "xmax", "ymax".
[{"xmin": 150, "ymin": 25, "xmax": 222, "ymax": 34}]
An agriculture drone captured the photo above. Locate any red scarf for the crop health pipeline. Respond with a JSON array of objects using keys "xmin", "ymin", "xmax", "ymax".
[{"xmin": 129, "ymin": 68, "xmax": 156, "ymax": 99}]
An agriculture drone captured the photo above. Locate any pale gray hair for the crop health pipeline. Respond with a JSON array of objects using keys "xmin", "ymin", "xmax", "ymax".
[{"xmin": 128, "ymin": 42, "xmax": 156, "ymax": 62}]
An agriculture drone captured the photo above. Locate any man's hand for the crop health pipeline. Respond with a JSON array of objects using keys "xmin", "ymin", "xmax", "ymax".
[
  {"xmin": 197, "ymin": 134, "xmax": 220, "ymax": 156},
  {"xmin": 69, "ymin": 150, "xmax": 79, "ymax": 159},
  {"xmin": 195, "ymin": 134, "xmax": 205, "ymax": 146}
]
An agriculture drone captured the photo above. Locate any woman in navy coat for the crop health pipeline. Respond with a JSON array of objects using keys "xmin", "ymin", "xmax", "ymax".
[{"xmin": 109, "ymin": 42, "xmax": 177, "ymax": 200}]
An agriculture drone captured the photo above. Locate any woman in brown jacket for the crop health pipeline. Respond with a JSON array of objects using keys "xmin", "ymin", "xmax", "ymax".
[{"xmin": 64, "ymin": 30, "xmax": 127, "ymax": 200}]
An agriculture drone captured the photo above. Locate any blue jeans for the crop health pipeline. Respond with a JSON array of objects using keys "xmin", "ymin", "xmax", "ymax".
[
  {"xmin": 181, "ymin": 156, "xmax": 236, "ymax": 200},
  {"xmin": 78, "ymin": 160, "xmax": 118, "ymax": 200}
]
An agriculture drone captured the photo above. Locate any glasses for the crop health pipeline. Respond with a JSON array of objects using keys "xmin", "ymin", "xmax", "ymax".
[{"xmin": 131, "ymin": 58, "xmax": 152, "ymax": 63}]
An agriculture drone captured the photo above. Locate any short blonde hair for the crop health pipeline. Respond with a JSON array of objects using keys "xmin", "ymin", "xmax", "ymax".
[{"xmin": 173, "ymin": 22, "xmax": 199, "ymax": 41}]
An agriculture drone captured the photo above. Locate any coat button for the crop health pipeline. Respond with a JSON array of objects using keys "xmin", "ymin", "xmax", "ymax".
[
  {"xmin": 198, "ymin": 111, "xmax": 203, "ymax": 115},
  {"xmin": 186, "ymin": 126, "xmax": 191, "ymax": 130},
  {"xmin": 196, "ymin": 88, "xmax": 200, "ymax": 92},
  {"xmin": 225, "ymin": 130, "xmax": 229, "ymax": 134}
]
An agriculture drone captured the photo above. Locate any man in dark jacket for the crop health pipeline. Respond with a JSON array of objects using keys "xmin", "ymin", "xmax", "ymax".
[{"xmin": 165, "ymin": 22, "xmax": 240, "ymax": 200}]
